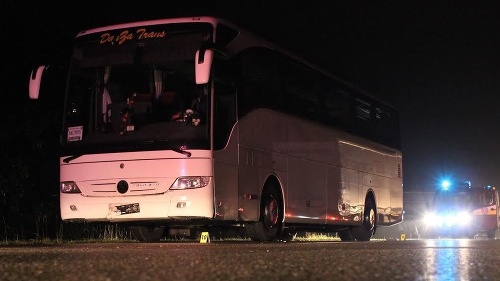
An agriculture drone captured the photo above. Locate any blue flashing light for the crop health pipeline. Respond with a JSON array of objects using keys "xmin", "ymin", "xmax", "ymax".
[{"xmin": 441, "ymin": 180, "xmax": 451, "ymax": 190}]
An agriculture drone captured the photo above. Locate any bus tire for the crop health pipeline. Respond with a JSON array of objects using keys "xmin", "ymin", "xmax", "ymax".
[
  {"xmin": 352, "ymin": 197, "xmax": 376, "ymax": 241},
  {"xmin": 130, "ymin": 225, "xmax": 165, "ymax": 242},
  {"xmin": 486, "ymin": 230, "xmax": 496, "ymax": 239},
  {"xmin": 338, "ymin": 229, "xmax": 355, "ymax": 241},
  {"xmin": 245, "ymin": 187, "xmax": 282, "ymax": 242}
]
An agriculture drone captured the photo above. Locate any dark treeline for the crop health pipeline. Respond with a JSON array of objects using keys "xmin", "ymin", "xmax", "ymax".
[
  {"xmin": 0, "ymin": 71, "xmax": 132, "ymax": 242},
  {"xmin": 1, "ymin": 86, "xmax": 58, "ymax": 240}
]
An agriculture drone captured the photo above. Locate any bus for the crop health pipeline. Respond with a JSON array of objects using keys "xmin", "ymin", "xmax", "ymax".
[
  {"xmin": 423, "ymin": 181, "xmax": 499, "ymax": 239},
  {"xmin": 29, "ymin": 16, "xmax": 403, "ymax": 242}
]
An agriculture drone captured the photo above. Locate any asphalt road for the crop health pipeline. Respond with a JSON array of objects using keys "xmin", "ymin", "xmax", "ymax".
[{"xmin": 1, "ymin": 239, "xmax": 499, "ymax": 281}]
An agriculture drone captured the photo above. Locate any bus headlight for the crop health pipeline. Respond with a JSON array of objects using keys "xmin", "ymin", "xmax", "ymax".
[
  {"xmin": 170, "ymin": 177, "xmax": 210, "ymax": 190},
  {"xmin": 61, "ymin": 181, "xmax": 81, "ymax": 193}
]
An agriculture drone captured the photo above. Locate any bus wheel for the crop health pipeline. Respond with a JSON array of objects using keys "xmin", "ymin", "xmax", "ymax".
[
  {"xmin": 130, "ymin": 225, "xmax": 165, "ymax": 242},
  {"xmin": 245, "ymin": 188, "xmax": 282, "ymax": 242},
  {"xmin": 352, "ymin": 198, "xmax": 376, "ymax": 241},
  {"xmin": 486, "ymin": 230, "xmax": 496, "ymax": 239}
]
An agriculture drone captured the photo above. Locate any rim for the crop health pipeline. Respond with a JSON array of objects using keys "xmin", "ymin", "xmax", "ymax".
[
  {"xmin": 367, "ymin": 208, "xmax": 375, "ymax": 230},
  {"xmin": 264, "ymin": 195, "xmax": 279, "ymax": 228}
]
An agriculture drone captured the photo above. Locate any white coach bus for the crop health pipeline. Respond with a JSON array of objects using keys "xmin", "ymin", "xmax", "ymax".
[{"xmin": 29, "ymin": 16, "xmax": 403, "ymax": 242}]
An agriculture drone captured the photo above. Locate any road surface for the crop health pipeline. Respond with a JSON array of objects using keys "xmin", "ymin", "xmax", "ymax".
[{"xmin": 1, "ymin": 238, "xmax": 499, "ymax": 280}]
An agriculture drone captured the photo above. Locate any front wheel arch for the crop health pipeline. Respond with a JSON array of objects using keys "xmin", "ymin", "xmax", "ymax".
[{"xmin": 245, "ymin": 177, "xmax": 284, "ymax": 242}]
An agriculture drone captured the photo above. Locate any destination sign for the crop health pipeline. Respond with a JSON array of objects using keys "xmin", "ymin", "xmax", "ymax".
[{"xmin": 100, "ymin": 28, "xmax": 166, "ymax": 45}]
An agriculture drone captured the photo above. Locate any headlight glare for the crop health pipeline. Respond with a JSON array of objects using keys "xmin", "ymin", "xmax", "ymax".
[
  {"xmin": 424, "ymin": 213, "xmax": 437, "ymax": 226},
  {"xmin": 424, "ymin": 212, "xmax": 446, "ymax": 227},
  {"xmin": 458, "ymin": 211, "xmax": 472, "ymax": 225}
]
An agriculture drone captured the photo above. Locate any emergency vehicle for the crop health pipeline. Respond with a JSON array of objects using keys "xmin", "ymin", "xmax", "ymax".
[{"xmin": 422, "ymin": 181, "xmax": 499, "ymax": 239}]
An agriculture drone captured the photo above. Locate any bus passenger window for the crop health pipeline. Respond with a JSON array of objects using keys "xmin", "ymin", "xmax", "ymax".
[
  {"xmin": 324, "ymin": 88, "xmax": 353, "ymax": 129},
  {"xmin": 356, "ymin": 98, "xmax": 371, "ymax": 121}
]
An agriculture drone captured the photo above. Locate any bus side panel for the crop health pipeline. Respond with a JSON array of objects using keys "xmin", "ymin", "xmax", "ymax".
[
  {"xmin": 362, "ymin": 173, "xmax": 389, "ymax": 224},
  {"xmin": 338, "ymin": 168, "xmax": 362, "ymax": 222},
  {"xmin": 281, "ymin": 111, "xmax": 339, "ymax": 224},
  {"xmin": 236, "ymin": 148, "xmax": 289, "ymax": 223},
  {"xmin": 338, "ymin": 139, "xmax": 403, "ymax": 226},
  {"xmin": 237, "ymin": 109, "xmax": 289, "ymax": 222},
  {"xmin": 235, "ymin": 109, "xmax": 403, "ymax": 227},
  {"xmin": 213, "ymin": 161, "xmax": 239, "ymax": 220},
  {"xmin": 365, "ymin": 173, "xmax": 400, "ymax": 224},
  {"xmin": 237, "ymin": 145, "xmax": 260, "ymax": 221},
  {"xmin": 390, "ymin": 178, "xmax": 404, "ymax": 223},
  {"xmin": 214, "ymin": 125, "xmax": 240, "ymax": 221},
  {"xmin": 286, "ymin": 157, "xmax": 327, "ymax": 223},
  {"xmin": 325, "ymin": 165, "xmax": 342, "ymax": 223}
]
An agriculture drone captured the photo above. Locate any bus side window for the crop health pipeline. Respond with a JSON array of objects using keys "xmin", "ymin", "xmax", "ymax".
[
  {"xmin": 355, "ymin": 98, "xmax": 374, "ymax": 139},
  {"xmin": 374, "ymin": 106, "xmax": 394, "ymax": 147},
  {"xmin": 323, "ymin": 86, "xmax": 353, "ymax": 130},
  {"xmin": 284, "ymin": 60, "xmax": 320, "ymax": 119},
  {"xmin": 237, "ymin": 47, "xmax": 283, "ymax": 116}
]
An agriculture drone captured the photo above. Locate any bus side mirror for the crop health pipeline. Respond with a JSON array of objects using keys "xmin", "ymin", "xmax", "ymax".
[
  {"xmin": 29, "ymin": 65, "xmax": 47, "ymax": 100},
  {"xmin": 195, "ymin": 49, "xmax": 213, "ymax": 84}
]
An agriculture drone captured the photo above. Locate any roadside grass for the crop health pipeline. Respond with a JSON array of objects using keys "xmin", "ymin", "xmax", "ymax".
[
  {"xmin": 1, "ymin": 224, "xmax": 388, "ymax": 245},
  {"xmin": 295, "ymin": 232, "xmax": 341, "ymax": 241},
  {"xmin": 0, "ymin": 233, "xmax": 342, "ymax": 245}
]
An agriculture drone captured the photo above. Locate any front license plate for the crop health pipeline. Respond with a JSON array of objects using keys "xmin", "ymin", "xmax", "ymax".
[{"xmin": 115, "ymin": 203, "xmax": 140, "ymax": 214}]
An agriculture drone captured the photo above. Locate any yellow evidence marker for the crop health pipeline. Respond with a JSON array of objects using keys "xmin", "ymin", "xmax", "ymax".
[{"xmin": 200, "ymin": 232, "xmax": 210, "ymax": 243}]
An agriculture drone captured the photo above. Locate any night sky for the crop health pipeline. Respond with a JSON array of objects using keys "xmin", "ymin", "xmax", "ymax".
[{"xmin": 6, "ymin": 1, "xmax": 500, "ymax": 190}]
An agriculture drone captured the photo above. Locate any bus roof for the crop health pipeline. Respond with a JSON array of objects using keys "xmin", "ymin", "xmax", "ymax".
[
  {"xmin": 76, "ymin": 16, "xmax": 223, "ymax": 37},
  {"xmin": 76, "ymin": 16, "xmax": 396, "ymax": 110}
]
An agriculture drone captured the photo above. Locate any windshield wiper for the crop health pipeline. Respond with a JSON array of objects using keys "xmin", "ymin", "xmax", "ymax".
[
  {"xmin": 171, "ymin": 147, "xmax": 192, "ymax": 157},
  {"xmin": 142, "ymin": 139, "xmax": 192, "ymax": 157},
  {"xmin": 63, "ymin": 140, "xmax": 192, "ymax": 163}
]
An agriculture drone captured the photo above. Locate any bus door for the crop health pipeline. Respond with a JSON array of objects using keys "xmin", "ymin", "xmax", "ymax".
[{"xmin": 212, "ymin": 79, "xmax": 239, "ymax": 220}]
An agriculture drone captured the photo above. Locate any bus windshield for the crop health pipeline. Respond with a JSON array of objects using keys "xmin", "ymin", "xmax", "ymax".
[{"xmin": 62, "ymin": 22, "xmax": 213, "ymax": 155}]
